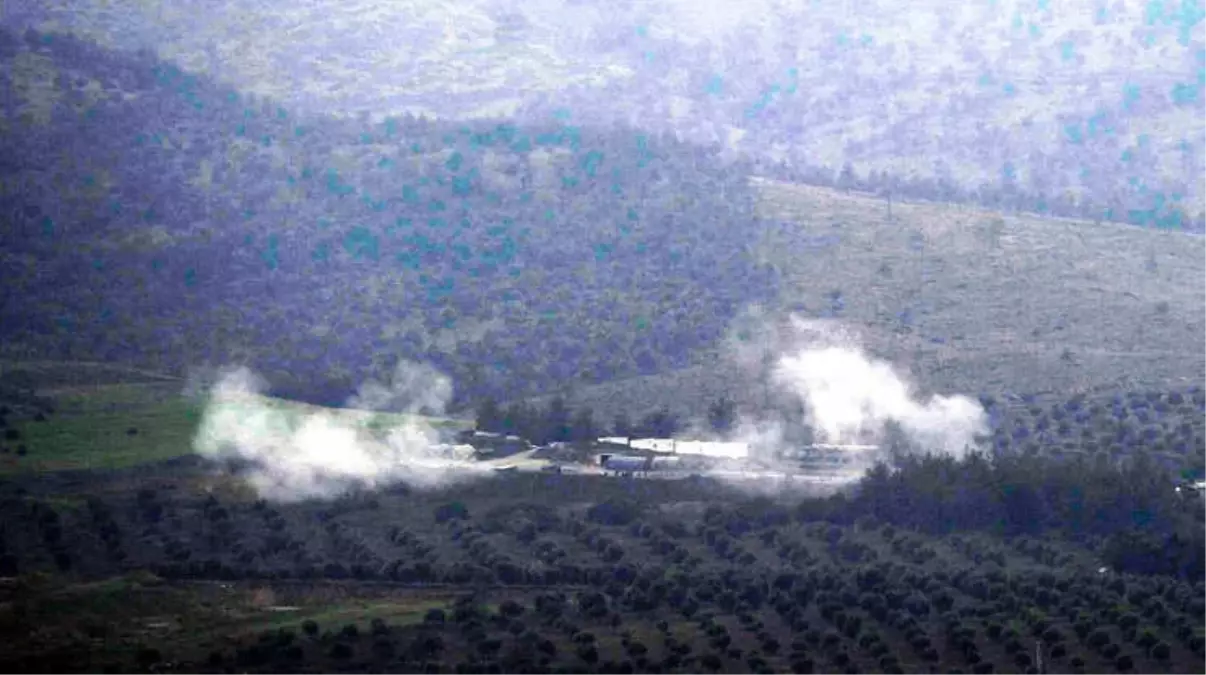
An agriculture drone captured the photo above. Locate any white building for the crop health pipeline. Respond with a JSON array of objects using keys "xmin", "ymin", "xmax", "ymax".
[
  {"xmin": 606, "ymin": 437, "xmax": 751, "ymax": 459},
  {"xmin": 673, "ymin": 440, "xmax": 750, "ymax": 459}
]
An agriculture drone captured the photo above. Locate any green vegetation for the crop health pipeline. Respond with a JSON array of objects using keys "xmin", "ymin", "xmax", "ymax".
[
  {"xmin": 231, "ymin": 598, "xmax": 457, "ymax": 637},
  {"xmin": 0, "ymin": 395, "xmax": 201, "ymax": 473},
  {"xmin": 0, "ymin": 365, "xmax": 471, "ymax": 475}
]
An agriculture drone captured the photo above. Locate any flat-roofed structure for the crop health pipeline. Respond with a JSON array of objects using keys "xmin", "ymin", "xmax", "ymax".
[{"xmin": 673, "ymin": 440, "xmax": 750, "ymax": 459}]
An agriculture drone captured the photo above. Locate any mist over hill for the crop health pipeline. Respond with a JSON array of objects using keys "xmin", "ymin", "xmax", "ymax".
[
  {"xmin": 8, "ymin": 0, "xmax": 1204, "ymax": 227},
  {"xmin": 0, "ymin": 27, "xmax": 776, "ymax": 409},
  {"xmin": 1, "ymin": 15, "xmax": 1202, "ymax": 424},
  {"xmin": 531, "ymin": 197, "xmax": 1206, "ymax": 434}
]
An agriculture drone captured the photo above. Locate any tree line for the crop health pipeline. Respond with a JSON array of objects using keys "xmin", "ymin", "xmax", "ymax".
[
  {"xmin": 473, "ymin": 396, "xmax": 739, "ymax": 445},
  {"xmin": 815, "ymin": 449, "xmax": 1206, "ymax": 581}
]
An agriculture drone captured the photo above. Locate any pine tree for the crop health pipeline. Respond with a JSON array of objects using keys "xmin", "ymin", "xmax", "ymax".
[
  {"xmin": 612, "ymin": 411, "xmax": 632, "ymax": 438},
  {"xmin": 571, "ymin": 407, "xmax": 597, "ymax": 443},
  {"xmin": 544, "ymin": 397, "xmax": 572, "ymax": 443},
  {"xmin": 474, "ymin": 397, "xmax": 502, "ymax": 433},
  {"xmin": 500, "ymin": 402, "xmax": 527, "ymax": 437},
  {"xmin": 639, "ymin": 407, "xmax": 679, "ymax": 438},
  {"xmin": 836, "ymin": 162, "xmax": 856, "ymax": 192},
  {"xmin": 707, "ymin": 397, "xmax": 737, "ymax": 435}
]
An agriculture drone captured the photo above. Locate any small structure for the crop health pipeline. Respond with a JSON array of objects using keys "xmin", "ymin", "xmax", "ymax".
[
  {"xmin": 1174, "ymin": 480, "xmax": 1206, "ymax": 496},
  {"xmin": 629, "ymin": 438, "xmax": 677, "ymax": 454},
  {"xmin": 427, "ymin": 444, "xmax": 477, "ymax": 461},
  {"xmin": 458, "ymin": 430, "xmax": 501, "ymax": 442},
  {"xmin": 615, "ymin": 437, "xmax": 752, "ymax": 459},
  {"xmin": 673, "ymin": 440, "xmax": 750, "ymax": 459},
  {"xmin": 650, "ymin": 456, "xmax": 683, "ymax": 470},
  {"xmin": 601, "ymin": 454, "xmax": 653, "ymax": 475},
  {"xmin": 461, "ymin": 431, "xmax": 530, "ymax": 457}
]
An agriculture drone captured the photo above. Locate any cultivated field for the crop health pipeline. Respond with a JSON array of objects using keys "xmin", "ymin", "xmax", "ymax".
[{"xmin": 0, "ymin": 367, "xmax": 1202, "ymax": 673}]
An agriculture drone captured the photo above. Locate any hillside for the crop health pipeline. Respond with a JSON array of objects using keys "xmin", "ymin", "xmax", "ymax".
[
  {"xmin": 521, "ymin": 178, "xmax": 1206, "ymax": 425},
  {"xmin": 0, "ymin": 27, "xmax": 1202, "ymax": 428},
  {"xmin": 1, "ymin": 10, "xmax": 1205, "ymax": 675},
  {"xmin": 0, "ymin": 28, "xmax": 774, "ymax": 409},
  {"xmin": 0, "ymin": 425, "xmax": 1202, "ymax": 673},
  {"xmin": 10, "ymin": 0, "xmax": 1203, "ymax": 223}
]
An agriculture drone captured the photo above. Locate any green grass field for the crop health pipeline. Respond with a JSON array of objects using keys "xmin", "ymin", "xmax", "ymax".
[
  {"xmin": 233, "ymin": 597, "xmax": 459, "ymax": 636},
  {"xmin": 1, "ymin": 392, "xmax": 201, "ymax": 474},
  {"xmin": 0, "ymin": 363, "xmax": 472, "ymax": 475},
  {"xmin": 0, "ymin": 571, "xmax": 470, "ymax": 670}
]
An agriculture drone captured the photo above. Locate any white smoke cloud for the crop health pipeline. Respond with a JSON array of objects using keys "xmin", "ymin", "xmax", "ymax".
[
  {"xmin": 770, "ymin": 316, "xmax": 989, "ymax": 458},
  {"xmin": 190, "ymin": 362, "xmax": 488, "ymax": 502},
  {"xmin": 707, "ymin": 314, "xmax": 988, "ymax": 488},
  {"xmin": 347, "ymin": 360, "xmax": 453, "ymax": 415}
]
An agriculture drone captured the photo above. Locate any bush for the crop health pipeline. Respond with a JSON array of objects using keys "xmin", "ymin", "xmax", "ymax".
[
  {"xmin": 790, "ymin": 656, "xmax": 814, "ymax": 674},
  {"xmin": 329, "ymin": 643, "xmax": 353, "ymax": 660},
  {"xmin": 587, "ymin": 499, "xmax": 643, "ymax": 527},
  {"xmin": 424, "ymin": 608, "xmax": 446, "ymax": 625},
  {"xmin": 135, "ymin": 648, "xmax": 161, "ymax": 669},
  {"xmin": 576, "ymin": 644, "xmax": 599, "ymax": 664},
  {"xmin": 436, "ymin": 502, "xmax": 470, "ymax": 523}
]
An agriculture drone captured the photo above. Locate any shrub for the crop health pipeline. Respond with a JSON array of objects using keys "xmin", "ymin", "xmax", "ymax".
[
  {"xmin": 576, "ymin": 644, "xmax": 599, "ymax": 664},
  {"xmin": 436, "ymin": 502, "xmax": 470, "ymax": 523},
  {"xmin": 586, "ymin": 499, "xmax": 642, "ymax": 526},
  {"xmin": 790, "ymin": 656, "xmax": 814, "ymax": 674},
  {"xmin": 135, "ymin": 648, "xmax": 161, "ymax": 669},
  {"xmin": 329, "ymin": 643, "xmax": 353, "ymax": 659},
  {"xmin": 425, "ymin": 608, "xmax": 446, "ymax": 625}
]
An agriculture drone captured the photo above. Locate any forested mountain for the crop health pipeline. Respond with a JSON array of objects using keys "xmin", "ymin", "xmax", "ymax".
[
  {"xmin": 0, "ymin": 27, "xmax": 776, "ymax": 408},
  {"xmin": 10, "ymin": 0, "xmax": 1203, "ymax": 229}
]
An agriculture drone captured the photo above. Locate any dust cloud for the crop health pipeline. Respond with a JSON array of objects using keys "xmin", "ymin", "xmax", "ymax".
[
  {"xmin": 189, "ymin": 362, "xmax": 487, "ymax": 502},
  {"xmin": 717, "ymin": 314, "xmax": 989, "ymax": 474}
]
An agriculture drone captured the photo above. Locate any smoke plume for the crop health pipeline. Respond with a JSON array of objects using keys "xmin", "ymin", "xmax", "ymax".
[
  {"xmin": 720, "ymin": 314, "xmax": 989, "ymax": 464},
  {"xmin": 190, "ymin": 362, "xmax": 487, "ymax": 502}
]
